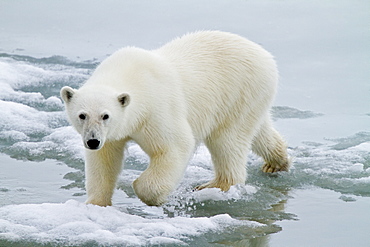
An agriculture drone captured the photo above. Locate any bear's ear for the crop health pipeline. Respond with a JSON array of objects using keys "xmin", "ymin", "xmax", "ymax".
[
  {"xmin": 117, "ymin": 93, "xmax": 130, "ymax": 107},
  {"xmin": 60, "ymin": 86, "xmax": 76, "ymax": 103}
]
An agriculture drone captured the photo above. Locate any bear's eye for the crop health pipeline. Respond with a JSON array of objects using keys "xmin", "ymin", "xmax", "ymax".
[
  {"xmin": 79, "ymin": 114, "xmax": 86, "ymax": 120},
  {"xmin": 102, "ymin": 114, "xmax": 109, "ymax": 120}
]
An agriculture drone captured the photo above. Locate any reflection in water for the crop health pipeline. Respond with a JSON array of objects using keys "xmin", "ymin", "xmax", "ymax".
[{"xmin": 213, "ymin": 192, "xmax": 290, "ymax": 246}]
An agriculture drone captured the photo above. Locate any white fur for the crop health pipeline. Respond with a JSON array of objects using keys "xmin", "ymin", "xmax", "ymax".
[{"xmin": 60, "ymin": 31, "xmax": 289, "ymax": 207}]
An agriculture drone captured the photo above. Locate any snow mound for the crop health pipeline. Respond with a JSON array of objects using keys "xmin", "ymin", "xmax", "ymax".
[{"xmin": 0, "ymin": 200, "xmax": 258, "ymax": 246}]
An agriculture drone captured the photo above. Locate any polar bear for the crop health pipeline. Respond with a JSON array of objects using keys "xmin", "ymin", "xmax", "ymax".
[{"xmin": 60, "ymin": 31, "xmax": 289, "ymax": 207}]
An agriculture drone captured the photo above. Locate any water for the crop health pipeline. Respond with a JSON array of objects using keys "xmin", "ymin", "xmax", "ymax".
[{"xmin": 0, "ymin": 0, "xmax": 369, "ymax": 246}]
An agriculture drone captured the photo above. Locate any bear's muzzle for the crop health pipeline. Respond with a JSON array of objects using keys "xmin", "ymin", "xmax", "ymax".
[{"xmin": 86, "ymin": 139, "xmax": 101, "ymax": 150}]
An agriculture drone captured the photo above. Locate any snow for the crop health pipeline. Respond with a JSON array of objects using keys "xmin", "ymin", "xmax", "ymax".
[{"xmin": 0, "ymin": 200, "xmax": 255, "ymax": 246}]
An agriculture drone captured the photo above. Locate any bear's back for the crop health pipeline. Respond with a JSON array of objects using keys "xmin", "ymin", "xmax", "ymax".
[{"xmin": 156, "ymin": 31, "xmax": 278, "ymax": 138}]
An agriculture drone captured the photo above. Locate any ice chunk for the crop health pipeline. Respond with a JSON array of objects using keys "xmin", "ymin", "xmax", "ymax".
[
  {"xmin": 351, "ymin": 142, "xmax": 370, "ymax": 152},
  {"xmin": 0, "ymin": 130, "xmax": 30, "ymax": 143},
  {"xmin": 345, "ymin": 163, "xmax": 364, "ymax": 173},
  {"xmin": 0, "ymin": 200, "xmax": 255, "ymax": 246},
  {"xmin": 0, "ymin": 100, "xmax": 50, "ymax": 135}
]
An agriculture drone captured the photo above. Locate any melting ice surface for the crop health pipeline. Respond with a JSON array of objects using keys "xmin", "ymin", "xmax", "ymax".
[
  {"xmin": 0, "ymin": 54, "xmax": 282, "ymax": 246},
  {"xmin": 0, "ymin": 0, "xmax": 370, "ymax": 246},
  {"xmin": 0, "ymin": 51, "xmax": 369, "ymax": 247},
  {"xmin": 0, "ymin": 199, "xmax": 256, "ymax": 246}
]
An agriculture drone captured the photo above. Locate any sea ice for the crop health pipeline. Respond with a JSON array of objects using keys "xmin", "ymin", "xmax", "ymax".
[{"xmin": 0, "ymin": 199, "xmax": 257, "ymax": 246}]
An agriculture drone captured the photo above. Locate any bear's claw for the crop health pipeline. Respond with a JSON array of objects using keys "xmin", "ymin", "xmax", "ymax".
[
  {"xmin": 194, "ymin": 180, "xmax": 233, "ymax": 192},
  {"xmin": 261, "ymin": 162, "xmax": 289, "ymax": 173}
]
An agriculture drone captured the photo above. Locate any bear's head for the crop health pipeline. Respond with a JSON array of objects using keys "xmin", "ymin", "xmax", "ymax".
[{"xmin": 60, "ymin": 86, "xmax": 130, "ymax": 150}]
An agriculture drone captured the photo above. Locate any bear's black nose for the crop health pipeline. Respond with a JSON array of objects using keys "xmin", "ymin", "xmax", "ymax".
[{"xmin": 87, "ymin": 139, "xmax": 100, "ymax": 150}]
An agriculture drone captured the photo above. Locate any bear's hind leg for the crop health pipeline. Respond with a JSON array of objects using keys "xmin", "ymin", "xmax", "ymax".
[{"xmin": 251, "ymin": 118, "xmax": 290, "ymax": 173}]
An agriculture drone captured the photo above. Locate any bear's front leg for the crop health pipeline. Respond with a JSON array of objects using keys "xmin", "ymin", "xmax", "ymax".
[
  {"xmin": 85, "ymin": 140, "xmax": 125, "ymax": 206},
  {"xmin": 133, "ymin": 148, "xmax": 191, "ymax": 206}
]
